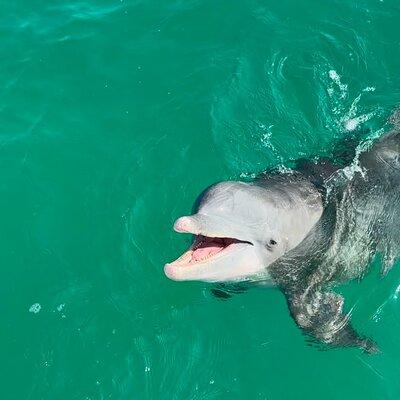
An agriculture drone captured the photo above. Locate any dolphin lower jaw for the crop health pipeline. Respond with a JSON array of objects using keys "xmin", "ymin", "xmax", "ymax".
[{"xmin": 164, "ymin": 234, "xmax": 255, "ymax": 282}]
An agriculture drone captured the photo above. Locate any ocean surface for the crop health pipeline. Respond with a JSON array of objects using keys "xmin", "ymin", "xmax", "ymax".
[{"xmin": 2, "ymin": 1, "xmax": 400, "ymax": 399}]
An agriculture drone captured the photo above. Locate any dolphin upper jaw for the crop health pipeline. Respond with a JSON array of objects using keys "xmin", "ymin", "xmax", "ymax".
[{"xmin": 173, "ymin": 213, "xmax": 264, "ymax": 245}]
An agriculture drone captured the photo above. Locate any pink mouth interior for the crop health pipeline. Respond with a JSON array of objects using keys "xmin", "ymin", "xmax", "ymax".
[
  {"xmin": 170, "ymin": 235, "xmax": 251, "ymax": 266},
  {"xmin": 191, "ymin": 236, "xmax": 238, "ymax": 263}
]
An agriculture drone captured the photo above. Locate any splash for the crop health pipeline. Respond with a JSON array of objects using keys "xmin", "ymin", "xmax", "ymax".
[
  {"xmin": 258, "ymin": 123, "xmax": 276, "ymax": 151},
  {"xmin": 328, "ymin": 70, "xmax": 348, "ymax": 99},
  {"xmin": 344, "ymin": 113, "xmax": 375, "ymax": 132},
  {"xmin": 326, "ymin": 69, "xmax": 377, "ymax": 132},
  {"xmin": 342, "ymin": 91, "xmax": 375, "ymax": 131}
]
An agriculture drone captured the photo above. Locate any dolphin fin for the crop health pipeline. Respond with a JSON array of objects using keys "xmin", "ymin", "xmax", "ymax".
[
  {"xmin": 211, "ymin": 283, "xmax": 249, "ymax": 300},
  {"xmin": 286, "ymin": 289, "xmax": 378, "ymax": 353}
]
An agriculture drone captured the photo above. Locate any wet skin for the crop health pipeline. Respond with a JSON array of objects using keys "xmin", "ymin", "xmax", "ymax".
[{"xmin": 165, "ymin": 112, "xmax": 400, "ymax": 352}]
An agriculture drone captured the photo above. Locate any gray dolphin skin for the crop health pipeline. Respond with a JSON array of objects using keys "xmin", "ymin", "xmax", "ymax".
[{"xmin": 165, "ymin": 110, "xmax": 400, "ymax": 352}]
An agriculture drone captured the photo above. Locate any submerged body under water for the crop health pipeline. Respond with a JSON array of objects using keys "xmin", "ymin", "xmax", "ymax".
[
  {"xmin": 2, "ymin": 1, "xmax": 400, "ymax": 399},
  {"xmin": 272, "ymin": 118, "xmax": 400, "ymax": 351}
]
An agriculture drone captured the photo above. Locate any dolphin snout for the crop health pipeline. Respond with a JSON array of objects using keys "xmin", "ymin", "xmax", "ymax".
[
  {"xmin": 164, "ymin": 263, "xmax": 174, "ymax": 279},
  {"xmin": 164, "ymin": 263, "xmax": 181, "ymax": 281},
  {"xmin": 173, "ymin": 216, "xmax": 200, "ymax": 234}
]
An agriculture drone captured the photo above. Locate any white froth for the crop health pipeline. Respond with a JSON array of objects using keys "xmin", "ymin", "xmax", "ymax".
[
  {"xmin": 328, "ymin": 70, "xmax": 339, "ymax": 80},
  {"xmin": 239, "ymin": 172, "xmax": 256, "ymax": 179},
  {"xmin": 344, "ymin": 119, "xmax": 359, "ymax": 131},
  {"xmin": 343, "ymin": 112, "xmax": 374, "ymax": 132},
  {"xmin": 328, "ymin": 69, "xmax": 348, "ymax": 98}
]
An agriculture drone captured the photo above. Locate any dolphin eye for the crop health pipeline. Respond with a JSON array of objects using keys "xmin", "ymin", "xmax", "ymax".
[{"xmin": 269, "ymin": 239, "xmax": 277, "ymax": 246}]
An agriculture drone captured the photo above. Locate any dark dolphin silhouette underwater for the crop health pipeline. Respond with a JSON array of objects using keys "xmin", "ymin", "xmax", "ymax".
[{"xmin": 165, "ymin": 110, "xmax": 400, "ymax": 352}]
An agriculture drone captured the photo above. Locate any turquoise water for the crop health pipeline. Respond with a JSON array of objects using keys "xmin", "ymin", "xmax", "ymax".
[{"xmin": 2, "ymin": 1, "xmax": 400, "ymax": 399}]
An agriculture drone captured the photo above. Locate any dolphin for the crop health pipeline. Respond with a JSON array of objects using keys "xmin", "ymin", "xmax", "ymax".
[{"xmin": 165, "ymin": 110, "xmax": 400, "ymax": 352}]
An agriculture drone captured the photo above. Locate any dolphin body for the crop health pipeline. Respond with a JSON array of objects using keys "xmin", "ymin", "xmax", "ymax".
[{"xmin": 165, "ymin": 111, "xmax": 400, "ymax": 352}]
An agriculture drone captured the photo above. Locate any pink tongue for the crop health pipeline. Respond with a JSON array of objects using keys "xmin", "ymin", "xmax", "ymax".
[{"xmin": 191, "ymin": 242, "xmax": 224, "ymax": 262}]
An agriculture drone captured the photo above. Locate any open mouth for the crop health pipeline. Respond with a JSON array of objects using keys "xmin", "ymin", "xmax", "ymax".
[{"xmin": 168, "ymin": 235, "xmax": 253, "ymax": 267}]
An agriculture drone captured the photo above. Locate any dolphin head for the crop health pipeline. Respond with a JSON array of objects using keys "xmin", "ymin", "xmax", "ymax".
[{"xmin": 165, "ymin": 179, "xmax": 323, "ymax": 282}]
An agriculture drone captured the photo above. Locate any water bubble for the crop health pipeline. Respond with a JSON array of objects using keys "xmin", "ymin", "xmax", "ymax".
[{"xmin": 29, "ymin": 303, "xmax": 41, "ymax": 314}]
